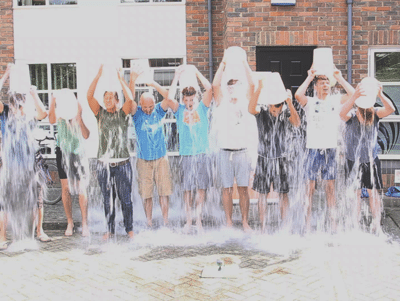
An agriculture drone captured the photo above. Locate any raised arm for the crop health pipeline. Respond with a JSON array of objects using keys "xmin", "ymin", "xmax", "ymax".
[
  {"xmin": 0, "ymin": 64, "xmax": 12, "ymax": 114},
  {"xmin": 376, "ymin": 83, "xmax": 395, "ymax": 119},
  {"xmin": 148, "ymin": 81, "xmax": 168, "ymax": 99},
  {"xmin": 244, "ymin": 60, "xmax": 255, "ymax": 102},
  {"xmin": 118, "ymin": 69, "xmax": 137, "ymax": 116},
  {"xmin": 76, "ymin": 102, "xmax": 90, "ymax": 139},
  {"xmin": 295, "ymin": 68, "xmax": 316, "ymax": 107},
  {"xmin": 194, "ymin": 66, "xmax": 212, "ymax": 107},
  {"xmin": 166, "ymin": 66, "xmax": 183, "ymax": 113},
  {"xmin": 340, "ymin": 83, "xmax": 363, "ymax": 122},
  {"xmin": 286, "ymin": 89, "xmax": 300, "ymax": 127},
  {"xmin": 30, "ymin": 86, "xmax": 48, "ymax": 121},
  {"xmin": 48, "ymin": 94, "xmax": 57, "ymax": 124},
  {"xmin": 212, "ymin": 60, "xmax": 226, "ymax": 107},
  {"xmin": 333, "ymin": 66, "xmax": 355, "ymax": 104},
  {"xmin": 248, "ymin": 79, "xmax": 262, "ymax": 115},
  {"xmin": 86, "ymin": 65, "xmax": 102, "ymax": 116}
]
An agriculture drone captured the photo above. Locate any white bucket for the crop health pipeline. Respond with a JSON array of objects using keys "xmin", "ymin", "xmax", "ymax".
[
  {"xmin": 224, "ymin": 46, "xmax": 248, "ymax": 82},
  {"xmin": 130, "ymin": 59, "xmax": 153, "ymax": 84},
  {"xmin": 267, "ymin": 72, "xmax": 287, "ymax": 105},
  {"xmin": 178, "ymin": 65, "xmax": 200, "ymax": 92},
  {"xmin": 10, "ymin": 62, "xmax": 31, "ymax": 94},
  {"xmin": 313, "ymin": 48, "xmax": 336, "ymax": 87},
  {"xmin": 355, "ymin": 77, "xmax": 379, "ymax": 109},
  {"xmin": 54, "ymin": 88, "xmax": 78, "ymax": 120}
]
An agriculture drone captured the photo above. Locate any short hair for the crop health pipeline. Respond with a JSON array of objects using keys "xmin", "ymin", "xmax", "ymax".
[
  {"xmin": 9, "ymin": 93, "xmax": 25, "ymax": 107},
  {"xmin": 314, "ymin": 75, "xmax": 329, "ymax": 85},
  {"xmin": 140, "ymin": 92, "xmax": 155, "ymax": 102},
  {"xmin": 103, "ymin": 91, "xmax": 119, "ymax": 101},
  {"xmin": 181, "ymin": 86, "xmax": 196, "ymax": 97},
  {"xmin": 227, "ymin": 79, "xmax": 239, "ymax": 86}
]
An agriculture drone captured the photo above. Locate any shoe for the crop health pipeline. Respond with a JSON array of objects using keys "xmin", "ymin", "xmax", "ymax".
[{"xmin": 37, "ymin": 233, "xmax": 52, "ymax": 242}]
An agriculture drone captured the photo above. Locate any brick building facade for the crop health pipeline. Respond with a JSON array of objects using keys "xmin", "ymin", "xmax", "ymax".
[
  {"xmin": 0, "ymin": 0, "xmax": 13, "ymax": 100},
  {"xmin": 187, "ymin": 0, "xmax": 400, "ymax": 84}
]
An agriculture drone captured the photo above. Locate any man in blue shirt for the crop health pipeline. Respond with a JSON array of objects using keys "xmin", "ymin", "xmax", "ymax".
[{"xmin": 129, "ymin": 68, "xmax": 173, "ymax": 227}]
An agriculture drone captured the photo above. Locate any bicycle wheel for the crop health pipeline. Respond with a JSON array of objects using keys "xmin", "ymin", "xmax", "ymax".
[{"xmin": 43, "ymin": 162, "xmax": 62, "ymax": 205}]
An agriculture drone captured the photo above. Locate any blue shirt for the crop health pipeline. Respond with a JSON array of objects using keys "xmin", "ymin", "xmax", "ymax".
[
  {"xmin": 0, "ymin": 104, "xmax": 9, "ymax": 139},
  {"xmin": 133, "ymin": 103, "xmax": 167, "ymax": 160},
  {"xmin": 174, "ymin": 102, "xmax": 209, "ymax": 156}
]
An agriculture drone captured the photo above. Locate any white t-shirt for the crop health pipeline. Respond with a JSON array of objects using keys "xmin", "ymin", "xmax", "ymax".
[
  {"xmin": 304, "ymin": 95, "xmax": 341, "ymax": 149},
  {"xmin": 217, "ymin": 99, "xmax": 249, "ymax": 150}
]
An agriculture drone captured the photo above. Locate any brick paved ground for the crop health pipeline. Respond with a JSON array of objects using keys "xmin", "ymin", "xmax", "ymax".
[{"xmin": 1, "ymin": 196, "xmax": 400, "ymax": 301}]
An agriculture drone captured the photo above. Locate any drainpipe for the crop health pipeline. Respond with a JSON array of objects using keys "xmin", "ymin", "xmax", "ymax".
[
  {"xmin": 208, "ymin": 0, "xmax": 213, "ymax": 81},
  {"xmin": 347, "ymin": 0, "xmax": 353, "ymax": 84}
]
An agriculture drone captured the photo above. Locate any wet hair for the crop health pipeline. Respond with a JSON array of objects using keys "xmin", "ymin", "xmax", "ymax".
[
  {"xmin": 314, "ymin": 75, "xmax": 329, "ymax": 85},
  {"xmin": 103, "ymin": 91, "xmax": 119, "ymax": 101},
  {"xmin": 358, "ymin": 107, "xmax": 375, "ymax": 126},
  {"xmin": 181, "ymin": 86, "xmax": 196, "ymax": 97},
  {"xmin": 273, "ymin": 102, "xmax": 284, "ymax": 108},
  {"xmin": 227, "ymin": 79, "xmax": 239, "ymax": 86},
  {"xmin": 9, "ymin": 93, "xmax": 26, "ymax": 108}
]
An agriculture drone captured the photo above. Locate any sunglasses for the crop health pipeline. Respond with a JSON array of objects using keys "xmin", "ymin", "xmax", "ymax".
[{"xmin": 274, "ymin": 102, "xmax": 284, "ymax": 108}]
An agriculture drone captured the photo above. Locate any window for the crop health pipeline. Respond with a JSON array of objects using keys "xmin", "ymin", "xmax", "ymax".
[
  {"xmin": 369, "ymin": 48, "xmax": 400, "ymax": 157},
  {"xmin": 18, "ymin": 0, "xmax": 77, "ymax": 6},
  {"xmin": 122, "ymin": 58, "xmax": 183, "ymax": 155},
  {"xmin": 29, "ymin": 63, "xmax": 77, "ymax": 108}
]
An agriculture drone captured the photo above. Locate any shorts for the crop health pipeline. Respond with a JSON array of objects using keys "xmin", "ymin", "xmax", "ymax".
[
  {"xmin": 218, "ymin": 149, "xmax": 251, "ymax": 188},
  {"xmin": 305, "ymin": 148, "xmax": 336, "ymax": 181},
  {"xmin": 253, "ymin": 156, "xmax": 289, "ymax": 194},
  {"xmin": 136, "ymin": 156, "xmax": 173, "ymax": 200},
  {"xmin": 180, "ymin": 154, "xmax": 211, "ymax": 191},
  {"xmin": 345, "ymin": 157, "xmax": 383, "ymax": 190},
  {"xmin": 56, "ymin": 146, "xmax": 83, "ymax": 180}
]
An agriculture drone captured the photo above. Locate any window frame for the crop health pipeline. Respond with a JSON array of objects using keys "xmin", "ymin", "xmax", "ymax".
[{"xmin": 369, "ymin": 47, "xmax": 400, "ymax": 159}]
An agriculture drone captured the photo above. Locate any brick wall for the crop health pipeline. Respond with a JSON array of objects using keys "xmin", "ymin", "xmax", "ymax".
[
  {"xmin": 186, "ymin": 0, "xmax": 400, "ymax": 84},
  {"xmin": 0, "ymin": 0, "xmax": 14, "ymax": 101}
]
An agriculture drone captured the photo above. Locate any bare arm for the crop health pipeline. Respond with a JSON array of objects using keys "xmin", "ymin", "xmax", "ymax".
[
  {"xmin": 248, "ymin": 79, "xmax": 262, "ymax": 115},
  {"xmin": 286, "ymin": 89, "xmax": 300, "ymax": 127},
  {"xmin": 119, "ymin": 69, "xmax": 136, "ymax": 116},
  {"xmin": 48, "ymin": 94, "xmax": 57, "ymax": 124},
  {"xmin": 340, "ymin": 83, "xmax": 362, "ymax": 122},
  {"xmin": 167, "ymin": 66, "xmax": 183, "ymax": 113},
  {"xmin": 0, "ymin": 64, "xmax": 12, "ymax": 114},
  {"xmin": 376, "ymin": 84, "xmax": 395, "ymax": 118},
  {"xmin": 30, "ymin": 86, "xmax": 48, "ymax": 121},
  {"xmin": 148, "ymin": 81, "xmax": 168, "ymax": 99},
  {"xmin": 76, "ymin": 102, "xmax": 90, "ymax": 139},
  {"xmin": 212, "ymin": 61, "xmax": 226, "ymax": 106},
  {"xmin": 295, "ymin": 68, "xmax": 316, "ymax": 107},
  {"xmin": 333, "ymin": 66, "xmax": 355, "ymax": 103},
  {"xmin": 194, "ymin": 66, "xmax": 212, "ymax": 107},
  {"xmin": 87, "ymin": 65, "xmax": 102, "ymax": 116}
]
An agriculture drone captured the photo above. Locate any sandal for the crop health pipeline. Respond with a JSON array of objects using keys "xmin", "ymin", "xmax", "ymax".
[
  {"xmin": 37, "ymin": 233, "xmax": 52, "ymax": 242},
  {"xmin": 0, "ymin": 241, "xmax": 7, "ymax": 250}
]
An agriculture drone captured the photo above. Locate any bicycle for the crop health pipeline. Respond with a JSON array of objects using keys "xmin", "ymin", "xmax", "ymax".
[{"xmin": 36, "ymin": 136, "xmax": 62, "ymax": 205}]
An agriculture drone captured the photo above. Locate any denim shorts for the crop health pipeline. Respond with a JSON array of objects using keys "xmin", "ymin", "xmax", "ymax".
[{"xmin": 305, "ymin": 148, "xmax": 336, "ymax": 181}]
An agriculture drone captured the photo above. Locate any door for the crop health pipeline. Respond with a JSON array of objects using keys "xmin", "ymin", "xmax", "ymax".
[{"xmin": 256, "ymin": 46, "xmax": 316, "ymax": 96}]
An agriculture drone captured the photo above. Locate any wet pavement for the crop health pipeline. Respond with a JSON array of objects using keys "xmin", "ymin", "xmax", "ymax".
[{"xmin": 1, "ymin": 196, "xmax": 400, "ymax": 300}]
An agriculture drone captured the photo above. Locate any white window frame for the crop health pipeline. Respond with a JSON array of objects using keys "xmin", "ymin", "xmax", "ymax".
[
  {"xmin": 120, "ymin": 0, "xmax": 184, "ymax": 5},
  {"xmin": 122, "ymin": 57, "xmax": 184, "ymax": 157},
  {"xmin": 14, "ymin": 0, "xmax": 77, "ymax": 7},
  {"xmin": 369, "ymin": 47, "xmax": 400, "ymax": 159}
]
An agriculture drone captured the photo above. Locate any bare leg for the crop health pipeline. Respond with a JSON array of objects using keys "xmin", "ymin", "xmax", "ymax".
[
  {"xmin": 368, "ymin": 188, "xmax": 382, "ymax": 233},
  {"xmin": 258, "ymin": 194, "xmax": 267, "ymax": 233},
  {"xmin": 78, "ymin": 189, "xmax": 89, "ymax": 237},
  {"xmin": 159, "ymin": 196, "xmax": 169, "ymax": 226},
  {"xmin": 306, "ymin": 180, "xmax": 316, "ymax": 232},
  {"xmin": 355, "ymin": 189, "xmax": 362, "ymax": 228},
  {"xmin": 61, "ymin": 179, "xmax": 74, "ymax": 236},
  {"xmin": 0, "ymin": 211, "xmax": 7, "ymax": 248},
  {"xmin": 280, "ymin": 193, "xmax": 289, "ymax": 227},
  {"xmin": 184, "ymin": 191, "xmax": 192, "ymax": 231},
  {"xmin": 222, "ymin": 187, "xmax": 233, "ymax": 227},
  {"xmin": 195, "ymin": 189, "xmax": 206, "ymax": 232},
  {"xmin": 36, "ymin": 206, "xmax": 51, "ymax": 242},
  {"xmin": 238, "ymin": 186, "xmax": 252, "ymax": 232},
  {"xmin": 325, "ymin": 179, "xmax": 336, "ymax": 232},
  {"xmin": 143, "ymin": 198, "xmax": 153, "ymax": 227}
]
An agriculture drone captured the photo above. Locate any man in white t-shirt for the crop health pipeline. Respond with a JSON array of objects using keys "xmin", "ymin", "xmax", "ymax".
[
  {"xmin": 212, "ymin": 55, "xmax": 255, "ymax": 232},
  {"xmin": 295, "ymin": 67, "xmax": 354, "ymax": 232}
]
